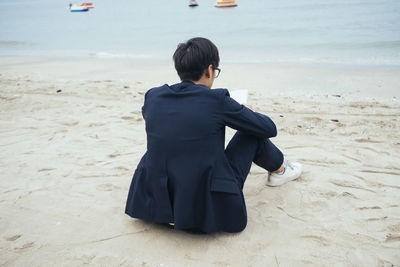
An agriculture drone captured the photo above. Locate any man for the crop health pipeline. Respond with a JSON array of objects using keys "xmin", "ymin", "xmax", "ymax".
[{"xmin": 125, "ymin": 37, "xmax": 302, "ymax": 233}]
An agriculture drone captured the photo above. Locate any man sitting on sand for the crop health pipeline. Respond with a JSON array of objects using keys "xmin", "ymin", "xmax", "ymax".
[{"xmin": 125, "ymin": 37, "xmax": 302, "ymax": 233}]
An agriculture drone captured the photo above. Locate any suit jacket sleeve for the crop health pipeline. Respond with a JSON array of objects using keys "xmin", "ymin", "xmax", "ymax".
[
  {"xmin": 141, "ymin": 88, "xmax": 152, "ymax": 120},
  {"xmin": 219, "ymin": 89, "xmax": 277, "ymax": 138}
]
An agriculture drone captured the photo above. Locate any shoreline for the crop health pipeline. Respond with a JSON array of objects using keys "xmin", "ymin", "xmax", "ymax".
[
  {"xmin": 1, "ymin": 55, "xmax": 400, "ymax": 101},
  {"xmin": 3, "ymin": 54, "xmax": 400, "ymax": 69}
]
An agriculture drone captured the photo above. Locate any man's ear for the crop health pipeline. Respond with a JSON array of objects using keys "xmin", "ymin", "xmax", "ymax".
[{"xmin": 205, "ymin": 64, "xmax": 213, "ymax": 78}]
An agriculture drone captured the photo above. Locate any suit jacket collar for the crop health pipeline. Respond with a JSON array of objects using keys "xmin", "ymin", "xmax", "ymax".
[{"xmin": 170, "ymin": 80, "xmax": 209, "ymax": 92}]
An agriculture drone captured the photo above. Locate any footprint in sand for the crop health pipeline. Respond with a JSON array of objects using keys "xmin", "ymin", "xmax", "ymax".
[
  {"xmin": 340, "ymin": 191, "xmax": 359, "ymax": 199},
  {"xmin": 89, "ymin": 122, "xmax": 105, "ymax": 127},
  {"xmin": 38, "ymin": 168, "xmax": 55, "ymax": 172},
  {"xmin": 114, "ymin": 166, "xmax": 130, "ymax": 171},
  {"xmin": 5, "ymin": 234, "xmax": 21, "ymax": 241},
  {"xmin": 108, "ymin": 153, "xmax": 120, "ymax": 158},
  {"xmin": 121, "ymin": 115, "xmax": 142, "ymax": 122},
  {"xmin": 366, "ymin": 216, "xmax": 388, "ymax": 221},
  {"xmin": 121, "ymin": 116, "xmax": 135, "ymax": 120},
  {"xmin": 388, "ymin": 223, "xmax": 400, "ymax": 231},
  {"xmin": 301, "ymin": 235, "xmax": 330, "ymax": 247},
  {"xmin": 355, "ymin": 138, "xmax": 383, "ymax": 143},
  {"xmin": 14, "ymin": 242, "xmax": 35, "ymax": 251},
  {"xmin": 96, "ymin": 183, "xmax": 121, "ymax": 191},
  {"xmin": 319, "ymin": 191, "xmax": 338, "ymax": 199},
  {"xmin": 384, "ymin": 233, "xmax": 400, "ymax": 243},
  {"xmin": 329, "ymin": 180, "xmax": 375, "ymax": 193},
  {"xmin": 61, "ymin": 121, "xmax": 79, "ymax": 127},
  {"xmin": 79, "ymin": 255, "xmax": 96, "ymax": 264},
  {"xmin": 357, "ymin": 206, "xmax": 382, "ymax": 210}
]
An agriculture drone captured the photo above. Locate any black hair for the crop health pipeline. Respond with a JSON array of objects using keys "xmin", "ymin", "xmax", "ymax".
[{"xmin": 173, "ymin": 37, "xmax": 220, "ymax": 81}]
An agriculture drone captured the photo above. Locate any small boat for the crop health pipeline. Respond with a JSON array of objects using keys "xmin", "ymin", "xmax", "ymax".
[
  {"xmin": 80, "ymin": 2, "xmax": 94, "ymax": 8},
  {"xmin": 188, "ymin": 0, "xmax": 198, "ymax": 7},
  {"xmin": 69, "ymin": 3, "xmax": 89, "ymax": 12},
  {"xmin": 214, "ymin": 0, "xmax": 237, "ymax": 8}
]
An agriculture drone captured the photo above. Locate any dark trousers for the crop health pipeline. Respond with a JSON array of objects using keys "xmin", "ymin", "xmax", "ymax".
[{"xmin": 225, "ymin": 131, "xmax": 284, "ymax": 188}]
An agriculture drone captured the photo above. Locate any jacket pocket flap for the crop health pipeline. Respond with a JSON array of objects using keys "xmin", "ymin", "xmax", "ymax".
[{"xmin": 211, "ymin": 178, "xmax": 240, "ymax": 195}]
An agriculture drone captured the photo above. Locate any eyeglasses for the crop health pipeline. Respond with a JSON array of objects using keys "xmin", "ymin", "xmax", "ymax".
[{"xmin": 213, "ymin": 67, "xmax": 221, "ymax": 78}]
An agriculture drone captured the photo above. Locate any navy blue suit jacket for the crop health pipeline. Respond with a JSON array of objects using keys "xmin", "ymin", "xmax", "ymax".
[{"xmin": 125, "ymin": 81, "xmax": 277, "ymax": 232}]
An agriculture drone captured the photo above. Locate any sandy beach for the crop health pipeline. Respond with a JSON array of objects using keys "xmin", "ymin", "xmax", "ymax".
[{"xmin": 1, "ymin": 57, "xmax": 399, "ymax": 266}]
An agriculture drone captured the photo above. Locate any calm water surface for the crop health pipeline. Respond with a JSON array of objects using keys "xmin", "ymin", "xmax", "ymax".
[{"xmin": 1, "ymin": 0, "xmax": 399, "ymax": 65}]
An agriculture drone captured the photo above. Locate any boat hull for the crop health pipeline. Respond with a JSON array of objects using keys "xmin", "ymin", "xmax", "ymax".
[
  {"xmin": 215, "ymin": 4, "xmax": 237, "ymax": 7},
  {"xmin": 70, "ymin": 8, "xmax": 89, "ymax": 12},
  {"xmin": 214, "ymin": 1, "xmax": 237, "ymax": 8}
]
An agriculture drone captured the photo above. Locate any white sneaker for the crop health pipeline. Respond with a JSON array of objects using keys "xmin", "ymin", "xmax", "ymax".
[{"xmin": 266, "ymin": 160, "xmax": 302, "ymax": 187}]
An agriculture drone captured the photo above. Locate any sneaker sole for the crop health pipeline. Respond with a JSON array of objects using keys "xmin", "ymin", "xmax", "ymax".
[
  {"xmin": 266, "ymin": 166, "xmax": 302, "ymax": 187},
  {"xmin": 266, "ymin": 174, "xmax": 301, "ymax": 187}
]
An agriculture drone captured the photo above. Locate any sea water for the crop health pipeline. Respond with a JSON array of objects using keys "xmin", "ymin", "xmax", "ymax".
[{"xmin": 0, "ymin": 0, "xmax": 399, "ymax": 66}]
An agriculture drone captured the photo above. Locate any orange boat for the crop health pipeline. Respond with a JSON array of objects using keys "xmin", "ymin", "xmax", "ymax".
[
  {"xmin": 80, "ymin": 2, "xmax": 94, "ymax": 8},
  {"xmin": 214, "ymin": 0, "xmax": 237, "ymax": 8}
]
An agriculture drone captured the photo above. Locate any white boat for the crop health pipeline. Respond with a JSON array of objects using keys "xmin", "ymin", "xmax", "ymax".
[
  {"xmin": 69, "ymin": 4, "xmax": 89, "ymax": 12},
  {"xmin": 215, "ymin": 0, "xmax": 237, "ymax": 8}
]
